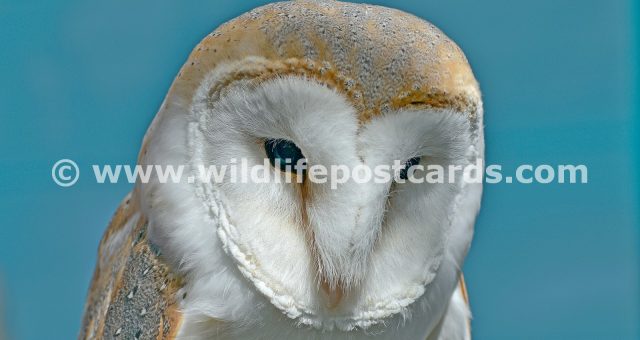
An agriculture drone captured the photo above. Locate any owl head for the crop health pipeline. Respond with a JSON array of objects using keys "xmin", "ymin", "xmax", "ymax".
[{"xmin": 138, "ymin": 0, "xmax": 483, "ymax": 334}]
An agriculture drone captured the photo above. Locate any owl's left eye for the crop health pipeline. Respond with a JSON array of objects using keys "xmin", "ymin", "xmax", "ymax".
[
  {"xmin": 264, "ymin": 138, "xmax": 306, "ymax": 173},
  {"xmin": 399, "ymin": 157, "xmax": 421, "ymax": 180}
]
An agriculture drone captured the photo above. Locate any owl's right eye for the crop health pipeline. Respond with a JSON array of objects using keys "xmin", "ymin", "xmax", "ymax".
[
  {"xmin": 399, "ymin": 156, "xmax": 421, "ymax": 180},
  {"xmin": 264, "ymin": 138, "xmax": 306, "ymax": 173}
]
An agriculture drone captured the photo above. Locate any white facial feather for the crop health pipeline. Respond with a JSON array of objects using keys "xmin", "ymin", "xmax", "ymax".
[{"xmin": 139, "ymin": 68, "xmax": 483, "ymax": 339}]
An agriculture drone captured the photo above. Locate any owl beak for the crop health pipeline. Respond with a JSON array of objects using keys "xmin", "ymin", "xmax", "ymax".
[
  {"xmin": 320, "ymin": 279, "xmax": 344, "ymax": 309},
  {"xmin": 303, "ymin": 178, "xmax": 388, "ymax": 295}
]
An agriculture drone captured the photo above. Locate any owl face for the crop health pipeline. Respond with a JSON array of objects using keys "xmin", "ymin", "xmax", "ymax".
[
  {"xmin": 139, "ymin": 0, "xmax": 482, "ymax": 333},
  {"xmin": 190, "ymin": 71, "xmax": 474, "ymax": 319}
]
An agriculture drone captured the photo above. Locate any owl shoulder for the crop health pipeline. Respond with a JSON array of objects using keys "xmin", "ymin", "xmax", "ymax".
[{"xmin": 79, "ymin": 191, "xmax": 184, "ymax": 339}]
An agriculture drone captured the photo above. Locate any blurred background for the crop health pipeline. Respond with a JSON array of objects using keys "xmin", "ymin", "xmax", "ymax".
[{"xmin": 0, "ymin": 0, "xmax": 638, "ymax": 339}]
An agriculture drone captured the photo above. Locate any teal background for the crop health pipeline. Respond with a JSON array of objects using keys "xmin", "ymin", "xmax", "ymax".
[{"xmin": 0, "ymin": 0, "xmax": 638, "ymax": 339}]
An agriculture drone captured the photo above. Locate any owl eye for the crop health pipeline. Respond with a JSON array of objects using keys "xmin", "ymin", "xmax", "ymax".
[
  {"xmin": 264, "ymin": 138, "xmax": 306, "ymax": 173},
  {"xmin": 399, "ymin": 157, "xmax": 421, "ymax": 180}
]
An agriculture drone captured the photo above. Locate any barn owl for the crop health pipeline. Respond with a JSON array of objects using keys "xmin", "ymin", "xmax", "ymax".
[{"xmin": 79, "ymin": 1, "xmax": 483, "ymax": 339}]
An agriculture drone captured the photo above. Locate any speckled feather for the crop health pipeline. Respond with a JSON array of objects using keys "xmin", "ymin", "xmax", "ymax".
[
  {"xmin": 79, "ymin": 191, "xmax": 183, "ymax": 340},
  {"xmin": 161, "ymin": 0, "xmax": 480, "ymax": 124}
]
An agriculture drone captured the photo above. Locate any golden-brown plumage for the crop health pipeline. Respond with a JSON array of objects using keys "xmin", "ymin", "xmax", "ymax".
[
  {"xmin": 80, "ymin": 191, "xmax": 183, "ymax": 339},
  {"xmin": 164, "ymin": 0, "xmax": 480, "ymax": 122}
]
